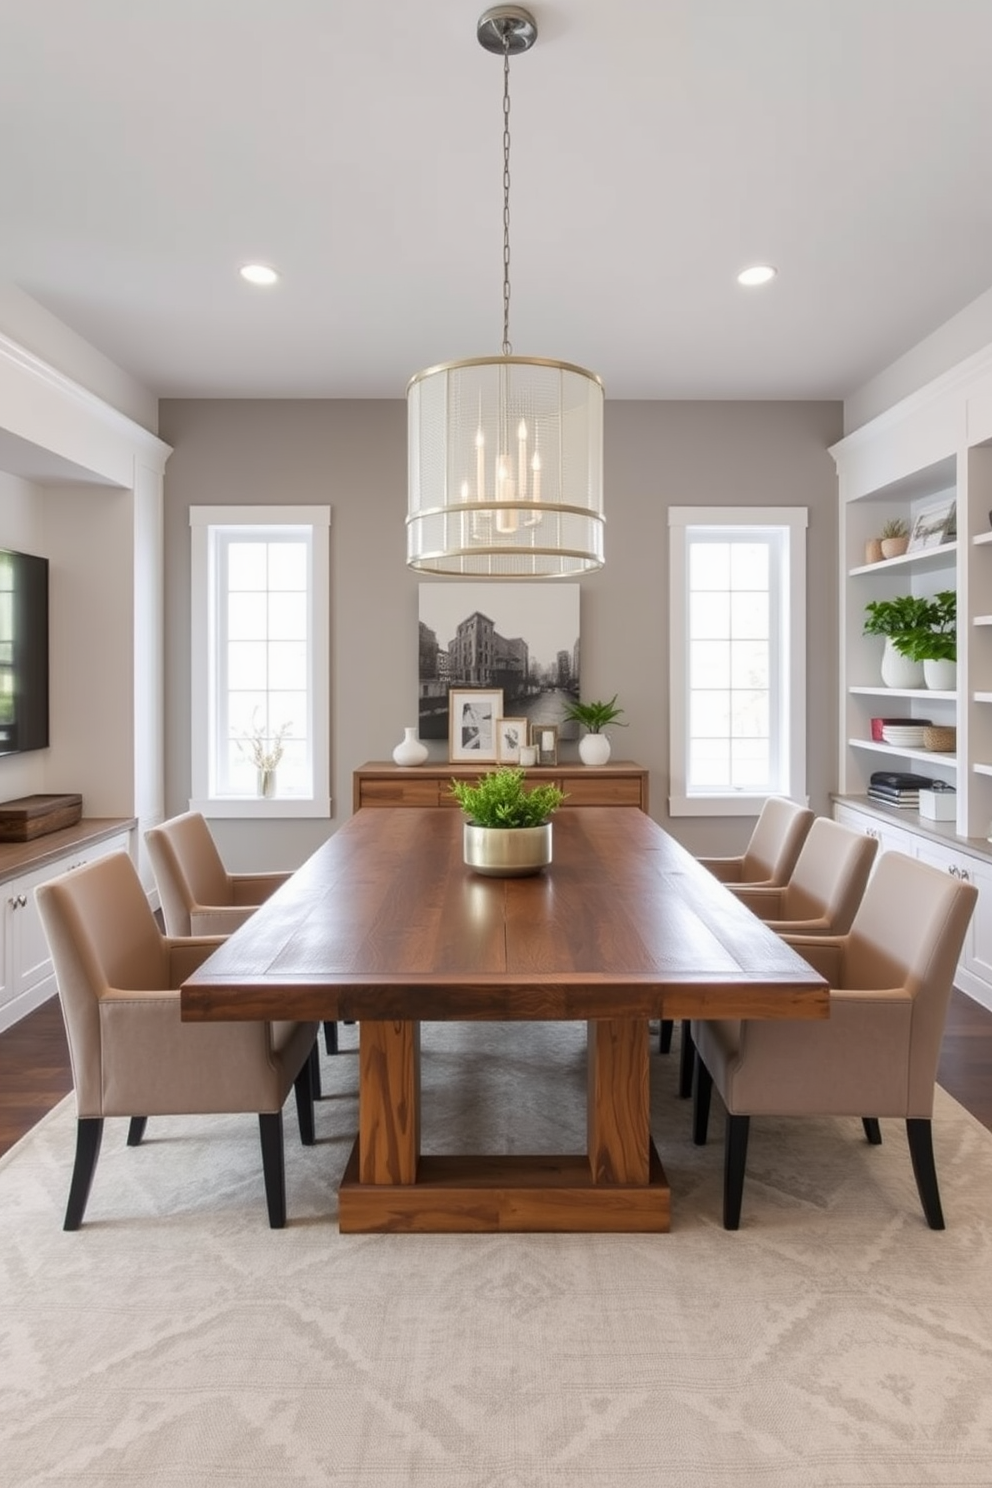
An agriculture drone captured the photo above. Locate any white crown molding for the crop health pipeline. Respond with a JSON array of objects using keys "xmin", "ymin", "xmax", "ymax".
[
  {"xmin": 0, "ymin": 330, "xmax": 171, "ymax": 472},
  {"xmin": 831, "ymin": 341, "xmax": 992, "ymax": 465}
]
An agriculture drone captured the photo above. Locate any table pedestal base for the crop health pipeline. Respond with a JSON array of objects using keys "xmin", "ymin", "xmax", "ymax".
[{"xmin": 339, "ymin": 1140, "xmax": 670, "ymax": 1233}]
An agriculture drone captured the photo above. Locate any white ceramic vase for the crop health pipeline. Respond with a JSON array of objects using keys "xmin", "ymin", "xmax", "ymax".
[
  {"xmin": 392, "ymin": 726, "xmax": 429, "ymax": 767},
  {"xmin": 881, "ymin": 638, "xmax": 924, "ymax": 690},
  {"xmin": 923, "ymin": 657, "xmax": 957, "ymax": 691},
  {"xmin": 257, "ymin": 767, "xmax": 276, "ymax": 798},
  {"xmin": 578, "ymin": 733, "xmax": 612, "ymax": 766}
]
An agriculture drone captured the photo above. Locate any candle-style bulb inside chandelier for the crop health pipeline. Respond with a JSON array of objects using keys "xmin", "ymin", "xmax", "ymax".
[{"xmin": 406, "ymin": 5, "xmax": 605, "ymax": 578}]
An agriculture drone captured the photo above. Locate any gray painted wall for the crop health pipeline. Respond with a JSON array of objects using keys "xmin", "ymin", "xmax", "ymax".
[{"xmin": 159, "ymin": 397, "xmax": 842, "ymax": 871}]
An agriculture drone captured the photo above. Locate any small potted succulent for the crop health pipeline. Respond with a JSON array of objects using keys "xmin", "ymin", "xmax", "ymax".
[
  {"xmin": 449, "ymin": 767, "xmax": 565, "ymax": 876},
  {"xmin": 562, "ymin": 694, "xmax": 627, "ymax": 765},
  {"xmin": 879, "ymin": 517, "xmax": 910, "ymax": 560}
]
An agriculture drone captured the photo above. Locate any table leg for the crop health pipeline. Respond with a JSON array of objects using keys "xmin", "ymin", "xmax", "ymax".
[
  {"xmin": 358, "ymin": 1019, "xmax": 421, "ymax": 1184},
  {"xmin": 587, "ymin": 1018, "xmax": 650, "ymax": 1184}
]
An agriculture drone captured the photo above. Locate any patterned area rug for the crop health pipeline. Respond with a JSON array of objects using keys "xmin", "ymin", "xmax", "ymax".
[{"xmin": 3, "ymin": 1021, "xmax": 992, "ymax": 1487}]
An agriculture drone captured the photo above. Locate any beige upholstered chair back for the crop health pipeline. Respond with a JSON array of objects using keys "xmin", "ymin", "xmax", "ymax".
[
  {"xmin": 146, "ymin": 812, "xmax": 231, "ymax": 935},
  {"xmin": 742, "ymin": 797, "xmax": 815, "ymax": 884},
  {"xmin": 840, "ymin": 851, "xmax": 976, "ymax": 1110},
  {"xmin": 36, "ymin": 852, "xmax": 170, "ymax": 1107},
  {"xmin": 779, "ymin": 817, "xmax": 877, "ymax": 932}
]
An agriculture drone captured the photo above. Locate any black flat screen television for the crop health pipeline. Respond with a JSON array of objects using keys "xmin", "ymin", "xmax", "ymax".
[{"xmin": 0, "ymin": 547, "xmax": 49, "ymax": 755}]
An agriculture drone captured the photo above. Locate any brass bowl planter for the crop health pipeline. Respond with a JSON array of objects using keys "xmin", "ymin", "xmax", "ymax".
[{"xmin": 463, "ymin": 821, "xmax": 552, "ymax": 877}]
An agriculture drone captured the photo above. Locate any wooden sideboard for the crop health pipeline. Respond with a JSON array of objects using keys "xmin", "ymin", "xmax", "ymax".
[{"xmin": 353, "ymin": 761, "xmax": 649, "ymax": 814}]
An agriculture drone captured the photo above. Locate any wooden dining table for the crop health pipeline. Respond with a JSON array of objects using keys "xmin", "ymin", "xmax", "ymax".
[{"xmin": 180, "ymin": 806, "xmax": 828, "ymax": 1234}]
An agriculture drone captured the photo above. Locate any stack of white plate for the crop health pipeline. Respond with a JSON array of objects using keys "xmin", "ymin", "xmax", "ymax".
[{"xmin": 881, "ymin": 724, "xmax": 927, "ymax": 747}]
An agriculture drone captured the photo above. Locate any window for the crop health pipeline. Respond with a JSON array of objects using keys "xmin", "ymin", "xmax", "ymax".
[
  {"xmin": 668, "ymin": 506, "xmax": 807, "ymax": 816},
  {"xmin": 190, "ymin": 506, "xmax": 330, "ymax": 818}
]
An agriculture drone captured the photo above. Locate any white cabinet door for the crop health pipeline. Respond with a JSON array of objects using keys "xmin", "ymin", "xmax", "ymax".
[
  {"xmin": 0, "ymin": 830, "xmax": 133, "ymax": 1033},
  {"xmin": 832, "ymin": 802, "xmax": 918, "ymax": 857},
  {"xmin": 914, "ymin": 839, "xmax": 992, "ymax": 1011}
]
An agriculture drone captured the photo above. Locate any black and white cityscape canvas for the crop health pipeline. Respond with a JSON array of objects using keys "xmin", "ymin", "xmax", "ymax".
[{"xmin": 418, "ymin": 583, "xmax": 580, "ymax": 742}]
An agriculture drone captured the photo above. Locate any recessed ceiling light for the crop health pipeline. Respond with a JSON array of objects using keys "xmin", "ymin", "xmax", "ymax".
[
  {"xmin": 737, "ymin": 264, "xmax": 777, "ymax": 287},
  {"xmin": 240, "ymin": 264, "xmax": 279, "ymax": 287}
]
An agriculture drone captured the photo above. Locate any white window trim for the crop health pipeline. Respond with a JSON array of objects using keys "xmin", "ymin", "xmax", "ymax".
[
  {"xmin": 190, "ymin": 504, "xmax": 331, "ymax": 819},
  {"xmin": 668, "ymin": 505, "xmax": 807, "ymax": 817}
]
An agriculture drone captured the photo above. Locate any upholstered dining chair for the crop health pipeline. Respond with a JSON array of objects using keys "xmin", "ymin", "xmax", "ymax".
[
  {"xmin": 725, "ymin": 815, "xmax": 879, "ymax": 936},
  {"xmin": 690, "ymin": 850, "xmax": 977, "ymax": 1230},
  {"xmin": 36, "ymin": 851, "xmax": 318, "ymax": 1230},
  {"xmin": 697, "ymin": 796, "xmax": 815, "ymax": 888},
  {"xmin": 146, "ymin": 810, "xmax": 340, "ymax": 1066},
  {"xmin": 659, "ymin": 798, "xmax": 815, "ymax": 1085}
]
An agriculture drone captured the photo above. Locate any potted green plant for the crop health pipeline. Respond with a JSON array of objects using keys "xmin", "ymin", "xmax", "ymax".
[
  {"xmin": 562, "ymin": 694, "xmax": 627, "ymax": 765},
  {"xmin": 863, "ymin": 594, "xmax": 931, "ymax": 688},
  {"xmin": 449, "ymin": 767, "xmax": 565, "ymax": 876},
  {"xmin": 899, "ymin": 589, "xmax": 957, "ymax": 690}
]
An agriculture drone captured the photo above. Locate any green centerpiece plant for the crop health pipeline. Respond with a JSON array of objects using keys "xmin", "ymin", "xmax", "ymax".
[
  {"xmin": 450, "ymin": 767, "xmax": 565, "ymax": 877},
  {"xmin": 449, "ymin": 767, "xmax": 565, "ymax": 827}
]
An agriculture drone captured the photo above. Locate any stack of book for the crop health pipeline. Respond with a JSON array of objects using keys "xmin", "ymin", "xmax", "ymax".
[{"xmin": 868, "ymin": 770, "xmax": 936, "ymax": 809}]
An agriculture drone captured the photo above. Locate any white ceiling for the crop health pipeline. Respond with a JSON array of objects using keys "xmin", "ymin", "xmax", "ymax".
[{"xmin": 2, "ymin": 0, "xmax": 992, "ymax": 403}]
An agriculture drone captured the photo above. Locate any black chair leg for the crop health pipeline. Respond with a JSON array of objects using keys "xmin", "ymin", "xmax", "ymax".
[
  {"xmin": 127, "ymin": 1116, "xmax": 148, "ymax": 1146},
  {"xmin": 723, "ymin": 1114, "xmax": 750, "ymax": 1231},
  {"xmin": 258, "ymin": 1112, "xmax": 287, "ymax": 1228},
  {"xmin": 906, "ymin": 1118, "xmax": 945, "ymax": 1230},
  {"xmin": 862, "ymin": 1117, "xmax": 882, "ymax": 1145},
  {"xmin": 295, "ymin": 1049, "xmax": 316, "ymax": 1148},
  {"xmin": 64, "ymin": 1117, "xmax": 104, "ymax": 1231},
  {"xmin": 692, "ymin": 1056, "xmax": 713, "ymax": 1145},
  {"xmin": 309, "ymin": 1040, "xmax": 322, "ymax": 1100},
  {"xmin": 659, "ymin": 1018, "xmax": 673, "ymax": 1054},
  {"xmin": 678, "ymin": 1020, "xmax": 695, "ymax": 1099},
  {"xmin": 323, "ymin": 1020, "xmax": 338, "ymax": 1055}
]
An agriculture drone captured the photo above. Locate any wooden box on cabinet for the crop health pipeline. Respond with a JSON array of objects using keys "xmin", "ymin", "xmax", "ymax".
[{"xmin": 353, "ymin": 762, "xmax": 649, "ymax": 814}]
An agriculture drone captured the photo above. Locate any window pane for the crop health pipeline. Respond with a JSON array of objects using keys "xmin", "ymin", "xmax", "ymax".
[
  {"xmin": 731, "ymin": 740, "xmax": 770, "ymax": 788},
  {"xmin": 268, "ymin": 593, "xmax": 307, "ymax": 639},
  {"xmin": 730, "ymin": 690, "xmax": 769, "ymax": 739},
  {"xmin": 730, "ymin": 592, "xmax": 768, "ymax": 640},
  {"xmin": 690, "ymin": 690, "xmax": 730, "ymax": 737},
  {"xmin": 228, "ymin": 593, "xmax": 267, "ymax": 641},
  {"xmin": 228, "ymin": 543, "xmax": 268, "ymax": 588},
  {"xmin": 268, "ymin": 542, "xmax": 308, "ymax": 589},
  {"xmin": 688, "ymin": 739, "xmax": 730, "ymax": 787},
  {"xmin": 731, "ymin": 640, "xmax": 768, "ymax": 688},
  {"xmin": 730, "ymin": 543, "xmax": 769, "ymax": 587},
  {"xmin": 690, "ymin": 640, "xmax": 730, "ymax": 688},
  {"xmin": 267, "ymin": 641, "xmax": 308, "ymax": 691},
  {"xmin": 689, "ymin": 542, "xmax": 730, "ymax": 589},
  {"xmin": 689, "ymin": 592, "xmax": 729, "ymax": 640},
  {"xmin": 227, "ymin": 640, "xmax": 268, "ymax": 689}
]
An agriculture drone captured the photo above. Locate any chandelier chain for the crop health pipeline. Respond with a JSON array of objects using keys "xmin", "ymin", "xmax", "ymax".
[{"xmin": 502, "ymin": 31, "xmax": 512, "ymax": 356}]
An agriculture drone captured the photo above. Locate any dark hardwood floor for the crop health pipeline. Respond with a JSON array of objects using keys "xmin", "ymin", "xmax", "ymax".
[{"xmin": 2, "ymin": 988, "xmax": 991, "ymax": 1158}]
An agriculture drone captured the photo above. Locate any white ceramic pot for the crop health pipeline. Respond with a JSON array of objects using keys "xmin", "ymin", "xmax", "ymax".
[
  {"xmin": 578, "ymin": 733, "xmax": 612, "ymax": 766},
  {"xmin": 392, "ymin": 726, "xmax": 428, "ymax": 767},
  {"xmin": 881, "ymin": 638, "xmax": 924, "ymax": 690},
  {"xmin": 463, "ymin": 822, "xmax": 552, "ymax": 877},
  {"xmin": 923, "ymin": 658, "xmax": 957, "ymax": 691}
]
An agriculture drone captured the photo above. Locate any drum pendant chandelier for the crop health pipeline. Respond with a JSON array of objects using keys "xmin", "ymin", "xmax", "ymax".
[{"xmin": 406, "ymin": 5, "xmax": 605, "ymax": 578}]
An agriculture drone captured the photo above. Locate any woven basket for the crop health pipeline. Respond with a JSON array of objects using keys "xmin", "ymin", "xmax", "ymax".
[{"xmin": 923, "ymin": 725, "xmax": 956, "ymax": 753}]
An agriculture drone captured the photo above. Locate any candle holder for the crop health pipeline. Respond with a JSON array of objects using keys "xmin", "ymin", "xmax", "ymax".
[{"xmin": 531, "ymin": 722, "xmax": 558, "ymax": 767}]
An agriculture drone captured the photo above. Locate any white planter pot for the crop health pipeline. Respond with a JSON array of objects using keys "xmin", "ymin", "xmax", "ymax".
[
  {"xmin": 578, "ymin": 733, "xmax": 612, "ymax": 766},
  {"xmin": 923, "ymin": 658, "xmax": 957, "ymax": 691},
  {"xmin": 880, "ymin": 638, "xmax": 924, "ymax": 690},
  {"xmin": 392, "ymin": 726, "xmax": 428, "ymax": 767}
]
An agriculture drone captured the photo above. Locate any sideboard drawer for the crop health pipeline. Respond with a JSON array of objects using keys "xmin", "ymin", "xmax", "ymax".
[
  {"xmin": 359, "ymin": 778, "xmax": 442, "ymax": 808},
  {"xmin": 563, "ymin": 775, "xmax": 644, "ymax": 808}
]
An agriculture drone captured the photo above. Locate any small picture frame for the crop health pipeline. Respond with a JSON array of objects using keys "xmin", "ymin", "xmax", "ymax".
[
  {"xmin": 907, "ymin": 497, "xmax": 956, "ymax": 553},
  {"xmin": 449, "ymin": 688, "xmax": 504, "ymax": 763},
  {"xmin": 531, "ymin": 722, "xmax": 559, "ymax": 768},
  {"xmin": 496, "ymin": 717, "xmax": 527, "ymax": 765}
]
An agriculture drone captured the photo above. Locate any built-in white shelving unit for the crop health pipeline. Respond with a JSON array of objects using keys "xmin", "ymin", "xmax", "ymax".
[{"xmin": 831, "ymin": 350, "xmax": 992, "ymax": 1008}]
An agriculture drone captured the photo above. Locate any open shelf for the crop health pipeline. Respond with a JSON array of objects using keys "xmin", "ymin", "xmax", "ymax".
[
  {"xmin": 848, "ymin": 685, "xmax": 955, "ymax": 701},
  {"xmin": 849, "ymin": 738, "xmax": 957, "ymax": 770},
  {"xmin": 848, "ymin": 540, "xmax": 957, "ymax": 578}
]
